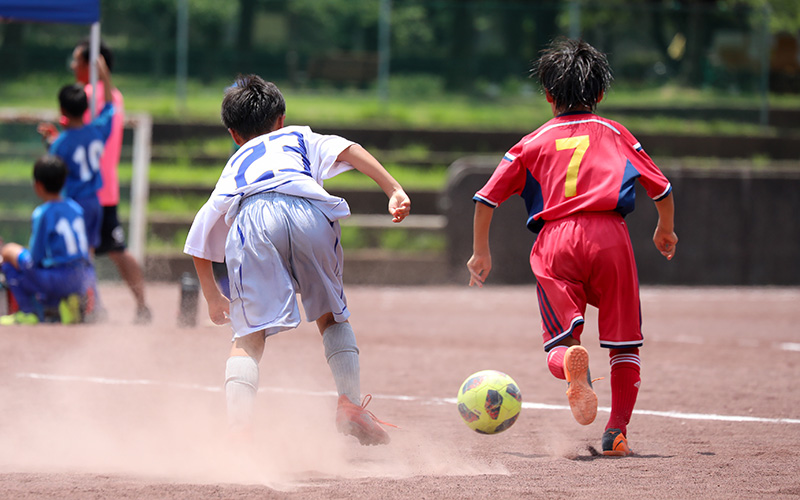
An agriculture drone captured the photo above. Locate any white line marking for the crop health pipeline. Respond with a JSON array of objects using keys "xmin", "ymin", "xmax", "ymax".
[
  {"xmin": 779, "ymin": 343, "xmax": 800, "ymax": 352},
  {"xmin": 17, "ymin": 372, "xmax": 222, "ymax": 393},
  {"xmin": 15, "ymin": 372, "xmax": 800, "ymax": 425}
]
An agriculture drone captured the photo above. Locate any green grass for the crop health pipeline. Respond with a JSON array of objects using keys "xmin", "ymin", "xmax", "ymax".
[
  {"xmin": 3, "ymin": 72, "xmax": 798, "ymax": 135},
  {"xmin": 117, "ymin": 161, "xmax": 224, "ymax": 187}
]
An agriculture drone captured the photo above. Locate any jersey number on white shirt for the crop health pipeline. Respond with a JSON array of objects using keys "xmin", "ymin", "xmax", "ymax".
[{"xmin": 234, "ymin": 131, "xmax": 311, "ymax": 188}]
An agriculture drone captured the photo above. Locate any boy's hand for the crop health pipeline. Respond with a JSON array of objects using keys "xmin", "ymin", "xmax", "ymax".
[
  {"xmin": 206, "ymin": 292, "xmax": 231, "ymax": 325},
  {"xmin": 467, "ymin": 252, "xmax": 491, "ymax": 287},
  {"xmin": 653, "ymin": 226, "xmax": 678, "ymax": 260},
  {"xmin": 388, "ymin": 189, "xmax": 411, "ymax": 223},
  {"xmin": 37, "ymin": 122, "xmax": 58, "ymax": 146}
]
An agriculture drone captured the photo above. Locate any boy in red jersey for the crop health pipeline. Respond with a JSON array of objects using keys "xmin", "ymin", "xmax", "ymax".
[{"xmin": 467, "ymin": 38, "xmax": 678, "ymax": 456}]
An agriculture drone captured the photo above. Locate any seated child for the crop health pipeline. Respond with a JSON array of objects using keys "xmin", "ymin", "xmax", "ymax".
[{"xmin": 0, "ymin": 155, "xmax": 95, "ymax": 325}]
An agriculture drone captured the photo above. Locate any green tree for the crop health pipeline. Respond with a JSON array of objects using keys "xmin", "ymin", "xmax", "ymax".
[{"xmin": 721, "ymin": 0, "xmax": 800, "ymax": 33}]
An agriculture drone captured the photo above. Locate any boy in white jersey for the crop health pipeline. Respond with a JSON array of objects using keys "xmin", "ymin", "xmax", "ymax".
[{"xmin": 184, "ymin": 75, "xmax": 410, "ymax": 445}]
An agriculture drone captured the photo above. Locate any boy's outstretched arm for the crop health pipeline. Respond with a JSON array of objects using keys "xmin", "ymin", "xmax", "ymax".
[
  {"xmin": 192, "ymin": 256, "xmax": 230, "ymax": 325},
  {"xmin": 96, "ymin": 55, "xmax": 114, "ymax": 104},
  {"xmin": 336, "ymin": 144, "xmax": 410, "ymax": 222},
  {"xmin": 653, "ymin": 192, "xmax": 678, "ymax": 260},
  {"xmin": 467, "ymin": 202, "xmax": 494, "ymax": 287}
]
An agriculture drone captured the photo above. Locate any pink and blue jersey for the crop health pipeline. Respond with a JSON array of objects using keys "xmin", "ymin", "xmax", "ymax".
[
  {"xmin": 474, "ymin": 112, "xmax": 671, "ymax": 232},
  {"xmin": 83, "ymin": 82, "xmax": 124, "ymax": 207},
  {"xmin": 50, "ymin": 102, "xmax": 114, "ymax": 202}
]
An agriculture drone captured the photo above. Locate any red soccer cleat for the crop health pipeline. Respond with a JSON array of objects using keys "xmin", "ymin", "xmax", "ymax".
[{"xmin": 336, "ymin": 394, "xmax": 395, "ymax": 446}]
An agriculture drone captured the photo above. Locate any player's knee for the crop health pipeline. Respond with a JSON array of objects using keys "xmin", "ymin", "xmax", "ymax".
[
  {"xmin": 315, "ymin": 312, "xmax": 337, "ymax": 334},
  {"xmin": 231, "ymin": 332, "xmax": 266, "ymax": 360},
  {"xmin": 1, "ymin": 242, "xmax": 23, "ymax": 263}
]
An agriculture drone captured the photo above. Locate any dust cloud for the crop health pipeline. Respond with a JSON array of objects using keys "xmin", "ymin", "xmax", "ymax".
[{"xmin": 0, "ymin": 312, "xmax": 505, "ymax": 491}]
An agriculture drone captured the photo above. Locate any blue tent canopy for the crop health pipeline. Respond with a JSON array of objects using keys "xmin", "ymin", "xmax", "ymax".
[
  {"xmin": 0, "ymin": 0, "xmax": 102, "ymax": 115},
  {"xmin": 0, "ymin": 0, "xmax": 100, "ymax": 25}
]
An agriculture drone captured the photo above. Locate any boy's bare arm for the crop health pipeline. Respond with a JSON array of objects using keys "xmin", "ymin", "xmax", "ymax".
[
  {"xmin": 96, "ymin": 55, "xmax": 114, "ymax": 104},
  {"xmin": 467, "ymin": 202, "xmax": 494, "ymax": 287},
  {"xmin": 336, "ymin": 144, "xmax": 410, "ymax": 223},
  {"xmin": 653, "ymin": 193, "xmax": 678, "ymax": 260},
  {"xmin": 192, "ymin": 256, "xmax": 230, "ymax": 325}
]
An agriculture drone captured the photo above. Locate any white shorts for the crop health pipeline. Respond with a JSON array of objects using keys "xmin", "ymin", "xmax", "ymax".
[{"xmin": 225, "ymin": 192, "xmax": 350, "ymax": 338}]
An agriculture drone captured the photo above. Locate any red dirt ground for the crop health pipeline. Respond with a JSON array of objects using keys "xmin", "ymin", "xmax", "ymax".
[{"xmin": 0, "ymin": 282, "xmax": 798, "ymax": 499}]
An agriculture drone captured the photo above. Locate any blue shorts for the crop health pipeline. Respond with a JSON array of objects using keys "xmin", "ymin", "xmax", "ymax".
[
  {"xmin": 3, "ymin": 251, "xmax": 90, "ymax": 312},
  {"xmin": 74, "ymin": 196, "xmax": 103, "ymax": 250}
]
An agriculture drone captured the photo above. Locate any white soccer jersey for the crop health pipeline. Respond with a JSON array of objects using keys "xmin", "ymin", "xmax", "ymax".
[{"xmin": 184, "ymin": 125, "xmax": 355, "ymax": 262}]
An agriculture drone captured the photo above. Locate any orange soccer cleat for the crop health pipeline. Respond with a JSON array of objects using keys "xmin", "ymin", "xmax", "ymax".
[
  {"xmin": 563, "ymin": 345, "xmax": 598, "ymax": 425},
  {"xmin": 602, "ymin": 428, "xmax": 633, "ymax": 456}
]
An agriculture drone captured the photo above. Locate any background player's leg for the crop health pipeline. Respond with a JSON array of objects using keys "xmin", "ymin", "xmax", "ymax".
[
  {"xmin": 225, "ymin": 332, "xmax": 265, "ymax": 435},
  {"xmin": 108, "ymin": 249, "xmax": 151, "ymax": 323},
  {"xmin": 606, "ymin": 347, "xmax": 641, "ymax": 436},
  {"xmin": 318, "ymin": 314, "xmax": 360, "ymax": 404}
]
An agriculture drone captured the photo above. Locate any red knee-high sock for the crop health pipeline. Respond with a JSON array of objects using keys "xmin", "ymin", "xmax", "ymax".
[
  {"xmin": 606, "ymin": 348, "xmax": 641, "ymax": 436},
  {"xmin": 546, "ymin": 345, "xmax": 568, "ymax": 380}
]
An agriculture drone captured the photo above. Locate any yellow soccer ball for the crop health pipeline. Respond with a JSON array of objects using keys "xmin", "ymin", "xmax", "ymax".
[{"xmin": 457, "ymin": 370, "xmax": 522, "ymax": 434}]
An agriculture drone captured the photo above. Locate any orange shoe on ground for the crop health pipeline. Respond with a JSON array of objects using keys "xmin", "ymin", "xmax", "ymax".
[
  {"xmin": 602, "ymin": 428, "xmax": 633, "ymax": 456},
  {"xmin": 563, "ymin": 345, "xmax": 598, "ymax": 425},
  {"xmin": 336, "ymin": 394, "xmax": 395, "ymax": 446}
]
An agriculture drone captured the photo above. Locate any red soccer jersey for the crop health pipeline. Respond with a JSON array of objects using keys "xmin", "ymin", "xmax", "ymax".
[{"xmin": 474, "ymin": 112, "xmax": 672, "ymax": 232}]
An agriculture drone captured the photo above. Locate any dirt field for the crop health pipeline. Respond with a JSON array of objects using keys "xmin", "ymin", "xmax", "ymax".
[{"xmin": 0, "ymin": 282, "xmax": 798, "ymax": 499}]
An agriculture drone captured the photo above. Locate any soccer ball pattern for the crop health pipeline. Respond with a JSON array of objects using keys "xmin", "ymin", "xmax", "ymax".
[{"xmin": 457, "ymin": 370, "xmax": 522, "ymax": 434}]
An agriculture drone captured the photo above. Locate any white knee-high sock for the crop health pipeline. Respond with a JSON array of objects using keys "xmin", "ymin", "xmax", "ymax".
[
  {"xmin": 322, "ymin": 322, "xmax": 361, "ymax": 404},
  {"xmin": 225, "ymin": 355, "xmax": 259, "ymax": 432}
]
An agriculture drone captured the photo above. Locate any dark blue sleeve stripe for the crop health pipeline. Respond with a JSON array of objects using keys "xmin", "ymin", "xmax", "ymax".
[
  {"xmin": 473, "ymin": 195, "xmax": 497, "ymax": 208},
  {"xmin": 654, "ymin": 185, "xmax": 672, "ymax": 202}
]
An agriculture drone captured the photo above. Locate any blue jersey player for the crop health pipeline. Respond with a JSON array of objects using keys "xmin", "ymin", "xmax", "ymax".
[
  {"xmin": 0, "ymin": 156, "xmax": 94, "ymax": 325},
  {"xmin": 39, "ymin": 55, "xmax": 116, "ymax": 251},
  {"xmin": 185, "ymin": 75, "xmax": 411, "ymax": 446}
]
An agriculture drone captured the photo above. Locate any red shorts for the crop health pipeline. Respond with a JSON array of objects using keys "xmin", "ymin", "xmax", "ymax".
[{"xmin": 531, "ymin": 212, "xmax": 643, "ymax": 352}]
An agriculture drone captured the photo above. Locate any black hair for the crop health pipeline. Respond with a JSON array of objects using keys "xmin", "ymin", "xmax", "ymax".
[
  {"xmin": 533, "ymin": 38, "xmax": 613, "ymax": 113},
  {"xmin": 221, "ymin": 74, "xmax": 286, "ymax": 141},
  {"xmin": 75, "ymin": 37, "xmax": 114, "ymax": 73},
  {"xmin": 33, "ymin": 155, "xmax": 68, "ymax": 194},
  {"xmin": 58, "ymin": 83, "xmax": 88, "ymax": 118}
]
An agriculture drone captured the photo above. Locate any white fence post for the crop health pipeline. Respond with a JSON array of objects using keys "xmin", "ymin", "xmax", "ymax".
[{"xmin": 128, "ymin": 112, "xmax": 152, "ymax": 266}]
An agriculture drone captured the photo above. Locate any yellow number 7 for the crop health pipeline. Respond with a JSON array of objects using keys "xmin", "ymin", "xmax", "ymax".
[{"xmin": 555, "ymin": 135, "xmax": 590, "ymax": 198}]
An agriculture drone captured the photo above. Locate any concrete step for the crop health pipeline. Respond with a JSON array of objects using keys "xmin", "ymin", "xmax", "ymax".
[{"xmin": 138, "ymin": 249, "xmax": 451, "ymax": 286}]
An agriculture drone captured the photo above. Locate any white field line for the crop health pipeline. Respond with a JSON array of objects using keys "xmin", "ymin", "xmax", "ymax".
[
  {"xmin": 15, "ymin": 372, "xmax": 800, "ymax": 425},
  {"xmin": 779, "ymin": 343, "xmax": 800, "ymax": 352}
]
